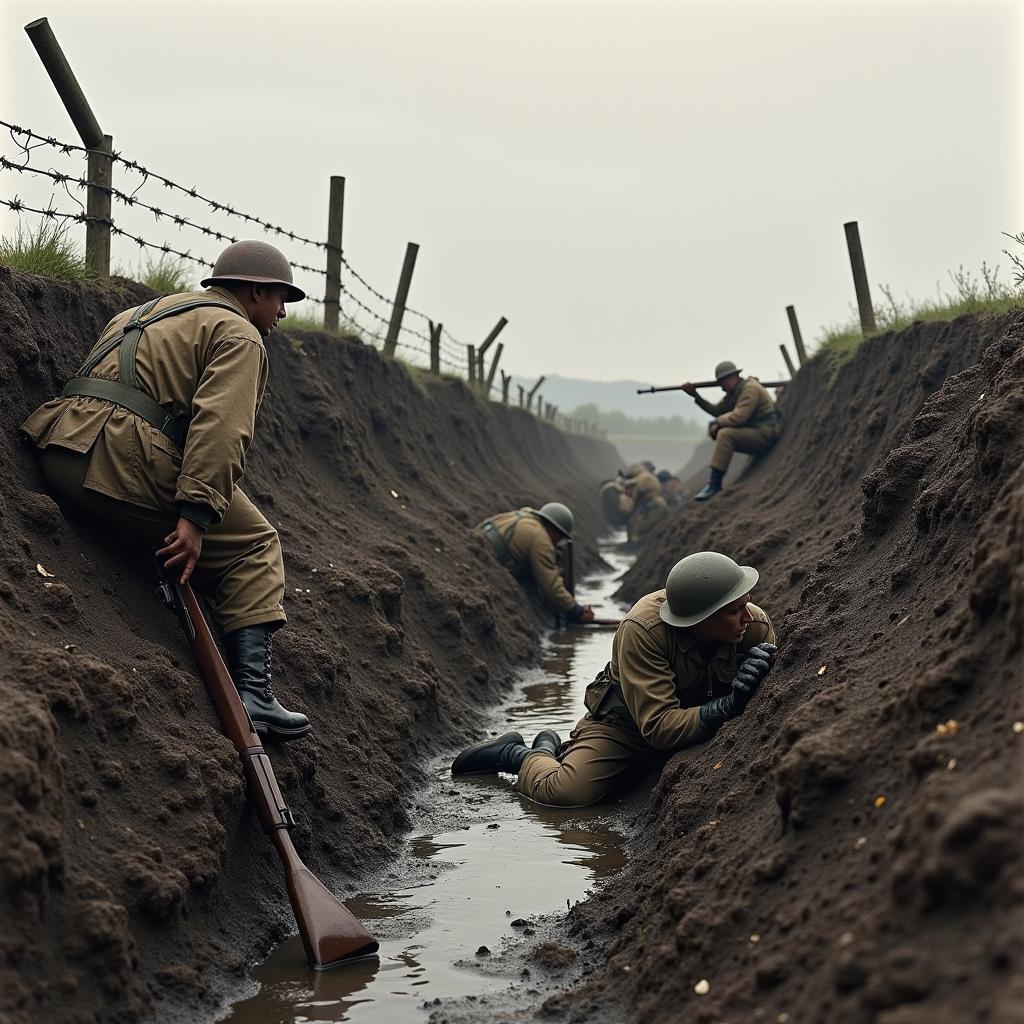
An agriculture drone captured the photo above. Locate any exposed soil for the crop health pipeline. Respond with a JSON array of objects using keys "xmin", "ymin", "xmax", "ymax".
[
  {"xmin": 0, "ymin": 266, "xmax": 620, "ymax": 1024},
  {"xmin": 541, "ymin": 312, "xmax": 1024, "ymax": 1023}
]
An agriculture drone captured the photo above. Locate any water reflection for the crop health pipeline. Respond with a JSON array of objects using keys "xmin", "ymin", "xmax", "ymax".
[{"xmin": 221, "ymin": 539, "xmax": 632, "ymax": 1024}]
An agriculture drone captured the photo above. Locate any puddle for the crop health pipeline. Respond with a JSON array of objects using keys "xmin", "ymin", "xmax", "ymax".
[{"xmin": 221, "ymin": 539, "xmax": 633, "ymax": 1024}]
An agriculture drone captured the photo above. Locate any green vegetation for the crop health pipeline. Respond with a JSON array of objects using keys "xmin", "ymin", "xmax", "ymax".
[
  {"xmin": 817, "ymin": 260, "xmax": 1024, "ymax": 368},
  {"xmin": 565, "ymin": 402, "xmax": 702, "ymax": 439},
  {"xmin": 0, "ymin": 217, "xmax": 93, "ymax": 281},
  {"xmin": 135, "ymin": 253, "xmax": 195, "ymax": 293}
]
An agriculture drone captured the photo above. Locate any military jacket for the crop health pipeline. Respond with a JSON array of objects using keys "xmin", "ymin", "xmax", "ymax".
[
  {"xmin": 696, "ymin": 376, "xmax": 778, "ymax": 431},
  {"xmin": 21, "ymin": 287, "xmax": 267, "ymax": 526},
  {"xmin": 586, "ymin": 590, "xmax": 776, "ymax": 751},
  {"xmin": 477, "ymin": 508, "xmax": 575, "ymax": 614}
]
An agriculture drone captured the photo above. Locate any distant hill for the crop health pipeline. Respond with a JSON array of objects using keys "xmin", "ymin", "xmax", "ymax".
[{"xmin": 539, "ymin": 374, "xmax": 696, "ymax": 419}]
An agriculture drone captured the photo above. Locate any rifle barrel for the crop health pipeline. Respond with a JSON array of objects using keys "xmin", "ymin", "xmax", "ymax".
[
  {"xmin": 160, "ymin": 568, "xmax": 378, "ymax": 968},
  {"xmin": 637, "ymin": 379, "xmax": 789, "ymax": 394}
]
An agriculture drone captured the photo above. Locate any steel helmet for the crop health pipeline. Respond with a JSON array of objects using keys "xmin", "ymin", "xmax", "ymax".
[
  {"xmin": 534, "ymin": 502, "xmax": 574, "ymax": 537},
  {"xmin": 642, "ymin": 460, "xmax": 656, "ymax": 472},
  {"xmin": 201, "ymin": 240, "xmax": 306, "ymax": 302},
  {"xmin": 659, "ymin": 551, "xmax": 758, "ymax": 628},
  {"xmin": 714, "ymin": 360, "xmax": 742, "ymax": 381},
  {"xmin": 626, "ymin": 462, "xmax": 648, "ymax": 477}
]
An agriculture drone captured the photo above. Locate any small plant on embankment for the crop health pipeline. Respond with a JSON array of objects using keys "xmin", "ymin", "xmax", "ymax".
[
  {"xmin": 816, "ymin": 259, "xmax": 1024, "ymax": 369},
  {"xmin": 136, "ymin": 253, "xmax": 194, "ymax": 293},
  {"xmin": 0, "ymin": 217, "xmax": 93, "ymax": 280}
]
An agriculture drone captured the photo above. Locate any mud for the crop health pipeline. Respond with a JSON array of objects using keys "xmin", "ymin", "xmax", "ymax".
[
  {"xmin": 542, "ymin": 312, "xmax": 1024, "ymax": 1022},
  {"xmin": 0, "ymin": 266, "xmax": 620, "ymax": 1024}
]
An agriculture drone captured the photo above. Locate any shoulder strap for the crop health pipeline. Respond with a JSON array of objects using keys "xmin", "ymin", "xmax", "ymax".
[{"xmin": 77, "ymin": 297, "xmax": 160, "ymax": 378}]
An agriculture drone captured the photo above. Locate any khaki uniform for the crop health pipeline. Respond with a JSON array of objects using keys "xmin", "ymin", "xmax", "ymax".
[
  {"xmin": 477, "ymin": 509, "xmax": 575, "ymax": 614},
  {"xmin": 516, "ymin": 591, "xmax": 775, "ymax": 806},
  {"xmin": 619, "ymin": 470, "xmax": 669, "ymax": 543},
  {"xmin": 695, "ymin": 377, "xmax": 781, "ymax": 473},
  {"xmin": 20, "ymin": 288, "xmax": 285, "ymax": 633}
]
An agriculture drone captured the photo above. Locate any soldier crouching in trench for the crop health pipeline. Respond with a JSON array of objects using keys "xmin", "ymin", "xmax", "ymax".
[
  {"xmin": 451, "ymin": 551, "xmax": 777, "ymax": 806},
  {"xmin": 20, "ymin": 240, "xmax": 311, "ymax": 741},
  {"xmin": 477, "ymin": 502, "xmax": 595, "ymax": 625}
]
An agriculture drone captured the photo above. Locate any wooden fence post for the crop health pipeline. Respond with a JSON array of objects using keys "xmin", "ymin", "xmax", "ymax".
[
  {"xmin": 484, "ymin": 341, "xmax": 504, "ymax": 395},
  {"xmin": 844, "ymin": 221, "xmax": 876, "ymax": 335},
  {"xmin": 383, "ymin": 241, "xmax": 419, "ymax": 357},
  {"xmin": 324, "ymin": 175, "xmax": 345, "ymax": 331},
  {"xmin": 475, "ymin": 317, "xmax": 508, "ymax": 383},
  {"xmin": 518, "ymin": 385, "xmax": 525, "ymax": 408},
  {"xmin": 501, "ymin": 371, "xmax": 511, "ymax": 403},
  {"xmin": 428, "ymin": 320, "xmax": 442, "ymax": 375},
  {"xmin": 779, "ymin": 343, "xmax": 796, "ymax": 378},
  {"xmin": 527, "ymin": 375, "xmax": 545, "ymax": 412},
  {"xmin": 467, "ymin": 344, "xmax": 477, "ymax": 384},
  {"xmin": 25, "ymin": 18, "xmax": 112, "ymax": 277},
  {"xmin": 785, "ymin": 305, "xmax": 808, "ymax": 366}
]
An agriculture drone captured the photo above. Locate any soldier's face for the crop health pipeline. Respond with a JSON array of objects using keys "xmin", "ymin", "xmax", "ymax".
[
  {"xmin": 693, "ymin": 593, "xmax": 753, "ymax": 645},
  {"xmin": 720, "ymin": 374, "xmax": 740, "ymax": 393},
  {"xmin": 250, "ymin": 284, "xmax": 289, "ymax": 337}
]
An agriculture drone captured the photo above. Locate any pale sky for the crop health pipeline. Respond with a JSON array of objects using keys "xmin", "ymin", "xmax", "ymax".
[{"xmin": 3, "ymin": 0, "xmax": 1021, "ymax": 388}]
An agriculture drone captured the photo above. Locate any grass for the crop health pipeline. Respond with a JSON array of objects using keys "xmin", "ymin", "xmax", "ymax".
[
  {"xmin": 0, "ymin": 217, "xmax": 93, "ymax": 280},
  {"xmin": 817, "ymin": 261, "xmax": 1024, "ymax": 369}
]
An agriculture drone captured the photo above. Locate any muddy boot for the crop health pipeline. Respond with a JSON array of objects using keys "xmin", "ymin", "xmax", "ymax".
[
  {"xmin": 451, "ymin": 731, "xmax": 529, "ymax": 775},
  {"xmin": 694, "ymin": 468, "xmax": 724, "ymax": 502},
  {"xmin": 530, "ymin": 730, "xmax": 562, "ymax": 757},
  {"xmin": 224, "ymin": 625, "xmax": 311, "ymax": 742}
]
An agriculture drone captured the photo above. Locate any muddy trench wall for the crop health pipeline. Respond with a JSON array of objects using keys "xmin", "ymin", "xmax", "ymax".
[
  {"xmin": 550, "ymin": 311, "xmax": 1024, "ymax": 1024},
  {"xmin": 0, "ymin": 267, "xmax": 621, "ymax": 1024}
]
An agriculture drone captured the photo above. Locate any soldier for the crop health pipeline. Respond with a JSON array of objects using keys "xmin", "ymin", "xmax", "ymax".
[
  {"xmin": 21, "ymin": 240, "xmax": 311, "ymax": 741},
  {"xmin": 656, "ymin": 469, "xmax": 684, "ymax": 507},
  {"xmin": 619, "ymin": 463, "xmax": 670, "ymax": 544},
  {"xmin": 451, "ymin": 551, "xmax": 777, "ymax": 807},
  {"xmin": 682, "ymin": 360, "xmax": 782, "ymax": 501},
  {"xmin": 477, "ymin": 503, "xmax": 595, "ymax": 624}
]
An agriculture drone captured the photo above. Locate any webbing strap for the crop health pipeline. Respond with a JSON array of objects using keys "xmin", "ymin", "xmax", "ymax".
[{"xmin": 61, "ymin": 376, "xmax": 188, "ymax": 447}]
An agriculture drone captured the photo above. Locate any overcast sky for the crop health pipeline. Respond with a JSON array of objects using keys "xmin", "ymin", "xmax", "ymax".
[{"xmin": 3, "ymin": 0, "xmax": 1021, "ymax": 389}]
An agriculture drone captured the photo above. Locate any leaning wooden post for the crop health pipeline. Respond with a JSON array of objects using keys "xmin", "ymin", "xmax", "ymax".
[
  {"xmin": 785, "ymin": 305, "xmax": 808, "ymax": 366},
  {"xmin": 324, "ymin": 175, "xmax": 345, "ymax": 331},
  {"xmin": 484, "ymin": 341, "xmax": 504, "ymax": 395},
  {"xmin": 844, "ymin": 221, "xmax": 876, "ymax": 335},
  {"xmin": 467, "ymin": 344, "xmax": 477, "ymax": 384},
  {"xmin": 383, "ymin": 241, "xmax": 419, "ymax": 357},
  {"xmin": 428, "ymin": 320, "xmax": 442, "ymax": 375},
  {"xmin": 25, "ymin": 17, "xmax": 112, "ymax": 277},
  {"xmin": 779, "ymin": 343, "xmax": 796, "ymax": 378},
  {"xmin": 526, "ymin": 375, "xmax": 545, "ymax": 412},
  {"xmin": 475, "ymin": 317, "xmax": 508, "ymax": 384},
  {"xmin": 500, "ymin": 371, "xmax": 511, "ymax": 403}
]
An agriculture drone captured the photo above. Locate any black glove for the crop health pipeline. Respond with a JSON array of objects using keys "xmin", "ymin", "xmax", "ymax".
[
  {"xmin": 564, "ymin": 603, "xmax": 586, "ymax": 624},
  {"xmin": 698, "ymin": 643, "xmax": 777, "ymax": 733}
]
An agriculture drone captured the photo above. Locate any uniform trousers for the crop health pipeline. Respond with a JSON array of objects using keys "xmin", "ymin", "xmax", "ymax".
[
  {"xmin": 39, "ymin": 446, "xmax": 286, "ymax": 634},
  {"xmin": 710, "ymin": 426, "xmax": 779, "ymax": 473}
]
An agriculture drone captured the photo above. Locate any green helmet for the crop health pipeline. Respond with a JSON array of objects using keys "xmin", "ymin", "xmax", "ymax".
[
  {"xmin": 714, "ymin": 360, "xmax": 742, "ymax": 380},
  {"xmin": 642, "ymin": 460, "xmax": 656, "ymax": 472},
  {"xmin": 534, "ymin": 501, "xmax": 574, "ymax": 537},
  {"xmin": 659, "ymin": 551, "xmax": 758, "ymax": 628}
]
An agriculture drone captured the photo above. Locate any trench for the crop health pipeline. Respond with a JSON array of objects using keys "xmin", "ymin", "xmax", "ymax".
[{"xmin": 220, "ymin": 540, "xmax": 633, "ymax": 1023}]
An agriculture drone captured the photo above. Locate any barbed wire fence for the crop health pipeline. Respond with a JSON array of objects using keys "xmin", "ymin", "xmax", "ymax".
[{"xmin": 0, "ymin": 114, "xmax": 605, "ymax": 436}]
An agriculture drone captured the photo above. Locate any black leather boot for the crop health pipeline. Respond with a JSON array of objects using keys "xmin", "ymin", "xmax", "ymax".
[
  {"xmin": 530, "ymin": 730, "xmax": 562, "ymax": 757},
  {"xmin": 451, "ymin": 731, "xmax": 530, "ymax": 775},
  {"xmin": 694, "ymin": 468, "xmax": 725, "ymax": 502},
  {"xmin": 224, "ymin": 625, "xmax": 311, "ymax": 742}
]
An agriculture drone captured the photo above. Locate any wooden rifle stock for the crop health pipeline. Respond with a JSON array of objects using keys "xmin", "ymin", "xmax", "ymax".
[
  {"xmin": 155, "ymin": 563, "xmax": 378, "ymax": 969},
  {"xmin": 637, "ymin": 380, "xmax": 788, "ymax": 394}
]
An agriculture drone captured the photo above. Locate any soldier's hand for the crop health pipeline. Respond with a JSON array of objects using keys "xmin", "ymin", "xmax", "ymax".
[
  {"xmin": 157, "ymin": 517, "xmax": 204, "ymax": 584},
  {"xmin": 579, "ymin": 605, "xmax": 596, "ymax": 624},
  {"xmin": 708, "ymin": 420, "xmax": 720, "ymax": 439},
  {"xmin": 681, "ymin": 382, "xmax": 698, "ymax": 397},
  {"xmin": 732, "ymin": 643, "xmax": 777, "ymax": 705}
]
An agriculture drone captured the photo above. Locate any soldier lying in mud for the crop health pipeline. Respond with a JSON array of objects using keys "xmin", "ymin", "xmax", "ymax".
[{"xmin": 452, "ymin": 551, "xmax": 777, "ymax": 806}]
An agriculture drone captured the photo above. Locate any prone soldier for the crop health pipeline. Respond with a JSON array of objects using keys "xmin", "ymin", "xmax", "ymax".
[{"xmin": 451, "ymin": 551, "xmax": 777, "ymax": 806}]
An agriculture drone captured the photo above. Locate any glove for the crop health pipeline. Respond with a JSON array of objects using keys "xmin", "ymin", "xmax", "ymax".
[
  {"xmin": 565, "ymin": 603, "xmax": 594, "ymax": 624},
  {"xmin": 698, "ymin": 643, "xmax": 777, "ymax": 733}
]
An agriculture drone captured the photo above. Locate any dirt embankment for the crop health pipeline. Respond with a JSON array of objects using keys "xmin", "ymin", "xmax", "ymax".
[
  {"xmin": 0, "ymin": 266, "xmax": 620, "ymax": 1024},
  {"xmin": 550, "ymin": 313, "xmax": 1024, "ymax": 1023}
]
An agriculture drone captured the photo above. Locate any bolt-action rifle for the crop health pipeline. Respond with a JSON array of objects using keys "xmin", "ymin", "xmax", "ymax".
[
  {"xmin": 155, "ymin": 560, "xmax": 378, "ymax": 970},
  {"xmin": 637, "ymin": 380, "xmax": 788, "ymax": 394},
  {"xmin": 554, "ymin": 537, "xmax": 575, "ymax": 628}
]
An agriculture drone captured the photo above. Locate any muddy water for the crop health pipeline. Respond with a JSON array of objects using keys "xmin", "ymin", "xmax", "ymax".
[{"xmin": 221, "ymin": 541, "xmax": 633, "ymax": 1024}]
